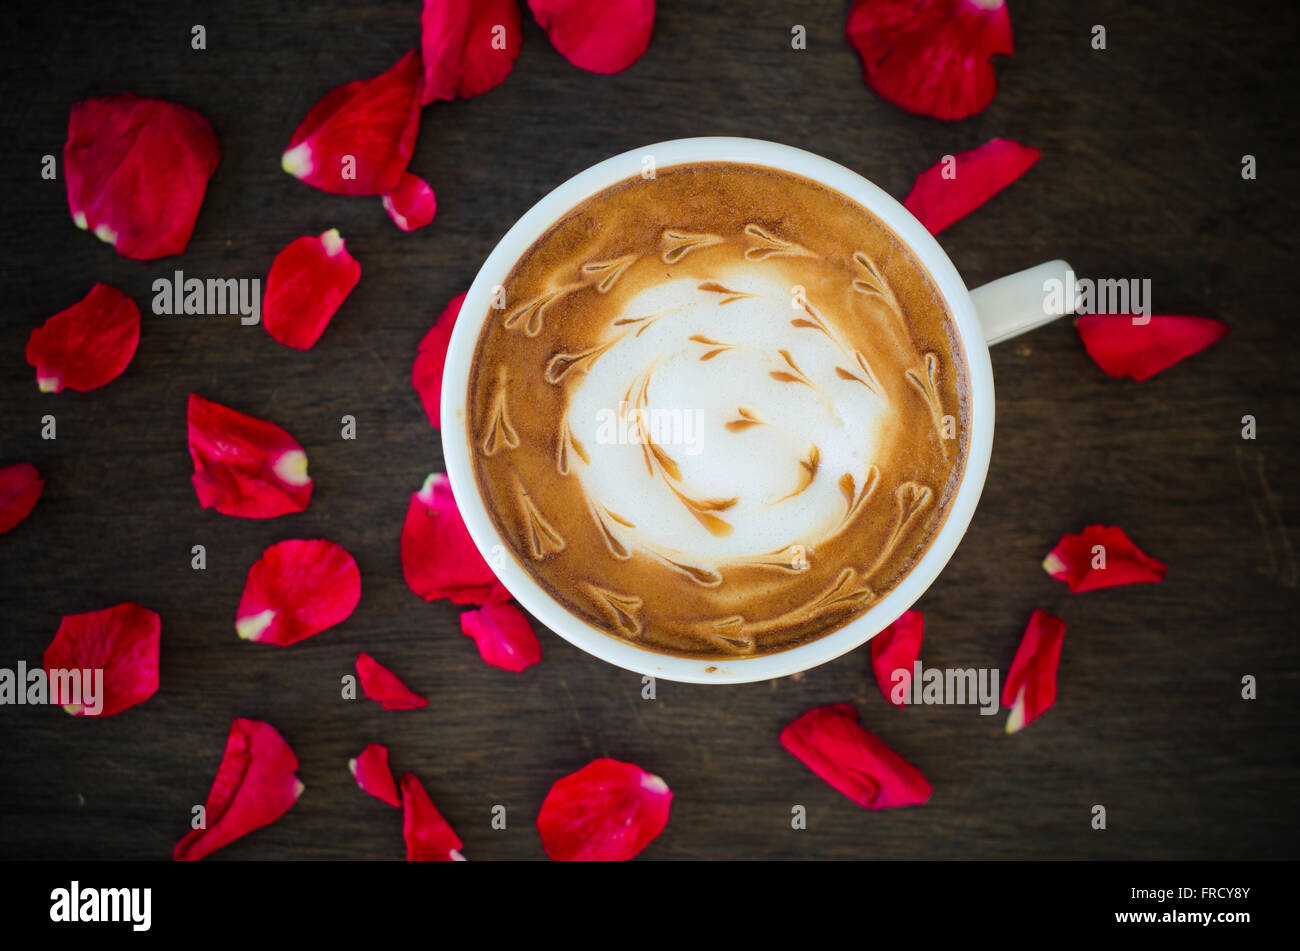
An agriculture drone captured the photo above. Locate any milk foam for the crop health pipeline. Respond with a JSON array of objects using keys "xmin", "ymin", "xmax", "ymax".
[{"xmin": 566, "ymin": 268, "xmax": 889, "ymax": 565}]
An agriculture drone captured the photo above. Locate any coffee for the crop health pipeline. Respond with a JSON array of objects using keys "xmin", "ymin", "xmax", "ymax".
[{"xmin": 467, "ymin": 162, "xmax": 969, "ymax": 658}]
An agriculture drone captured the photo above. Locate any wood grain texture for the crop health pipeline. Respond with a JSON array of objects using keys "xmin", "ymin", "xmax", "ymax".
[{"xmin": 1, "ymin": 0, "xmax": 1297, "ymax": 860}]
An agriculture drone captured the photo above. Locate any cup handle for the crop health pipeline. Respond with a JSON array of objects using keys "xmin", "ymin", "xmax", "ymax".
[{"xmin": 969, "ymin": 259, "xmax": 1076, "ymax": 345}]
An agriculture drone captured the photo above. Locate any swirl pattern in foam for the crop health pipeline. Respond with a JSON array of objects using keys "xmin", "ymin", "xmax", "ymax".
[{"xmin": 467, "ymin": 163, "xmax": 969, "ymax": 657}]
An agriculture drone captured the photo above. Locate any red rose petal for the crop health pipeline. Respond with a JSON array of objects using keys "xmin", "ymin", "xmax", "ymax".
[
  {"xmin": 1075, "ymin": 314, "xmax": 1229, "ymax": 382},
  {"xmin": 356, "ymin": 652, "xmax": 429, "ymax": 710},
  {"xmin": 1002, "ymin": 610, "xmax": 1067, "ymax": 734},
  {"xmin": 528, "ymin": 0, "xmax": 656, "ymax": 75},
  {"xmin": 236, "ymin": 539, "xmax": 361, "ymax": 646},
  {"xmin": 903, "ymin": 139, "xmax": 1040, "ymax": 235},
  {"xmin": 381, "ymin": 173, "xmax": 438, "ymax": 231},
  {"xmin": 401, "ymin": 773, "xmax": 465, "ymax": 861},
  {"xmin": 870, "ymin": 610, "xmax": 924, "ymax": 707},
  {"xmin": 26, "ymin": 284, "xmax": 140, "ymax": 393},
  {"xmin": 412, "ymin": 292, "xmax": 463, "ymax": 429},
  {"xmin": 173, "ymin": 718, "xmax": 304, "ymax": 861},
  {"xmin": 187, "ymin": 393, "xmax": 313, "ymax": 518},
  {"xmin": 64, "ymin": 94, "xmax": 221, "ymax": 260},
  {"xmin": 401, "ymin": 472, "xmax": 510, "ymax": 605},
  {"xmin": 42, "ymin": 602, "xmax": 160, "ymax": 717},
  {"xmin": 0, "ymin": 463, "xmax": 44, "ymax": 535},
  {"xmin": 459, "ymin": 602, "xmax": 541, "ymax": 672},
  {"xmin": 780, "ymin": 703, "xmax": 932, "ymax": 809},
  {"xmin": 282, "ymin": 49, "xmax": 423, "ymax": 196},
  {"xmin": 262, "ymin": 229, "xmax": 362, "ymax": 350},
  {"xmin": 1043, "ymin": 524, "xmax": 1167, "ymax": 593},
  {"xmin": 846, "ymin": 0, "xmax": 1013, "ymax": 121},
  {"xmin": 421, "ymin": 0, "xmax": 523, "ymax": 102},
  {"xmin": 536, "ymin": 758, "xmax": 672, "ymax": 861},
  {"xmin": 349, "ymin": 743, "xmax": 401, "ymax": 808}
]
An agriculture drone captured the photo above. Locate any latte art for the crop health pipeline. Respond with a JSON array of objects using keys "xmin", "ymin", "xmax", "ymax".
[
  {"xmin": 566, "ymin": 272, "xmax": 889, "ymax": 570},
  {"xmin": 468, "ymin": 163, "xmax": 969, "ymax": 657}
]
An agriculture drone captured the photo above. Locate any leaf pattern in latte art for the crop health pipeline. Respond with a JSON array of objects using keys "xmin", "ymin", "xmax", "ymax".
[
  {"xmin": 586, "ymin": 584, "xmax": 644, "ymax": 639},
  {"xmin": 660, "ymin": 230, "xmax": 723, "ymax": 264},
  {"xmin": 850, "ymin": 251, "xmax": 901, "ymax": 312},
  {"xmin": 696, "ymin": 280, "xmax": 756, "ymax": 304},
  {"xmin": 503, "ymin": 283, "xmax": 582, "ymax": 337},
  {"xmin": 515, "ymin": 479, "xmax": 565, "ymax": 560},
  {"xmin": 805, "ymin": 566, "xmax": 876, "ymax": 613},
  {"xmin": 689, "ymin": 334, "xmax": 736, "ymax": 361},
  {"xmin": 544, "ymin": 340, "xmax": 617, "ymax": 384},
  {"xmin": 588, "ymin": 500, "xmax": 632, "ymax": 559},
  {"xmin": 581, "ymin": 254, "xmax": 638, "ymax": 293},
  {"xmin": 732, "ymin": 543, "xmax": 814, "ymax": 573},
  {"xmin": 742, "ymin": 223, "xmax": 815, "ymax": 261},
  {"xmin": 905, "ymin": 352, "xmax": 950, "ymax": 454},
  {"xmin": 863, "ymin": 481, "xmax": 934, "ymax": 580},
  {"xmin": 555, "ymin": 418, "xmax": 589, "ymax": 475},
  {"xmin": 481, "ymin": 366, "xmax": 519, "ymax": 457}
]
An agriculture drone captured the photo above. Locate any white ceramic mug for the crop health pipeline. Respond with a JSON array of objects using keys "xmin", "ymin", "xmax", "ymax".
[{"xmin": 442, "ymin": 137, "xmax": 1072, "ymax": 684}]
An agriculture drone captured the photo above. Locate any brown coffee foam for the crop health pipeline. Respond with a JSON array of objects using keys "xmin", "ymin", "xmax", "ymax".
[{"xmin": 467, "ymin": 162, "xmax": 970, "ymax": 658}]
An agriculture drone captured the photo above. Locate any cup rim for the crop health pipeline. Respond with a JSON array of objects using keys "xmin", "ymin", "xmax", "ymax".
[{"xmin": 440, "ymin": 136, "xmax": 994, "ymax": 684}]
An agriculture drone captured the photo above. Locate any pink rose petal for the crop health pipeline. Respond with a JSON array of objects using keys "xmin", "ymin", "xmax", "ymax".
[
  {"xmin": 459, "ymin": 602, "xmax": 541, "ymax": 672},
  {"xmin": 263, "ymin": 229, "xmax": 362, "ymax": 350},
  {"xmin": 236, "ymin": 539, "xmax": 361, "ymax": 646},
  {"xmin": 42, "ymin": 602, "xmax": 160, "ymax": 717},
  {"xmin": 173, "ymin": 718, "xmax": 304, "ymax": 861},
  {"xmin": 401, "ymin": 472, "xmax": 510, "ymax": 605},
  {"xmin": 356, "ymin": 652, "xmax": 429, "ymax": 710},
  {"xmin": 401, "ymin": 773, "xmax": 465, "ymax": 861},
  {"xmin": 349, "ymin": 743, "xmax": 401, "ymax": 808},
  {"xmin": 382, "ymin": 172, "xmax": 438, "ymax": 231},
  {"xmin": 26, "ymin": 284, "xmax": 140, "ymax": 393},
  {"xmin": 187, "ymin": 393, "xmax": 313, "ymax": 519}
]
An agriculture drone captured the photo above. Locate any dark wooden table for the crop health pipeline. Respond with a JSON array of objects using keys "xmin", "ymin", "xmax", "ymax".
[{"xmin": 2, "ymin": 0, "xmax": 1297, "ymax": 861}]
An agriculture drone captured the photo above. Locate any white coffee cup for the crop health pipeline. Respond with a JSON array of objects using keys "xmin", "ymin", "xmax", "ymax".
[{"xmin": 441, "ymin": 137, "xmax": 1072, "ymax": 684}]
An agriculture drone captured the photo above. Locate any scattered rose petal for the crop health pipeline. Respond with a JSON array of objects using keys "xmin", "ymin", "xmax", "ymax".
[
  {"xmin": 262, "ymin": 229, "xmax": 362, "ymax": 350},
  {"xmin": 401, "ymin": 472, "xmax": 510, "ymax": 604},
  {"xmin": 401, "ymin": 773, "xmax": 465, "ymax": 861},
  {"xmin": 411, "ymin": 292, "xmax": 464, "ymax": 429},
  {"xmin": 174, "ymin": 718, "xmax": 304, "ymax": 861},
  {"xmin": 421, "ymin": 0, "xmax": 523, "ymax": 102},
  {"xmin": 1002, "ymin": 610, "xmax": 1067, "ymax": 734},
  {"xmin": 528, "ymin": 0, "xmax": 656, "ymax": 74},
  {"xmin": 42, "ymin": 602, "xmax": 160, "ymax": 717},
  {"xmin": 870, "ymin": 610, "xmax": 924, "ymax": 706},
  {"xmin": 187, "ymin": 393, "xmax": 313, "ymax": 518},
  {"xmin": 536, "ymin": 758, "xmax": 672, "ymax": 861},
  {"xmin": 459, "ymin": 602, "xmax": 541, "ymax": 672},
  {"xmin": 780, "ymin": 704, "xmax": 932, "ymax": 809},
  {"xmin": 26, "ymin": 284, "xmax": 140, "ymax": 393},
  {"xmin": 236, "ymin": 539, "xmax": 361, "ymax": 646},
  {"xmin": 382, "ymin": 173, "xmax": 438, "ymax": 231},
  {"xmin": 903, "ymin": 139, "xmax": 1040, "ymax": 235},
  {"xmin": 1043, "ymin": 524, "xmax": 1167, "ymax": 593},
  {"xmin": 846, "ymin": 0, "xmax": 1013, "ymax": 121},
  {"xmin": 349, "ymin": 743, "xmax": 401, "ymax": 808},
  {"xmin": 64, "ymin": 94, "xmax": 221, "ymax": 259},
  {"xmin": 1075, "ymin": 314, "xmax": 1229, "ymax": 382},
  {"xmin": 0, "ymin": 463, "xmax": 44, "ymax": 535},
  {"xmin": 356, "ymin": 652, "xmax": 429, "ymax": 710},
  {"xmin": 282, "ymin": 50, "xmax": 423, "ymax": 196}
]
